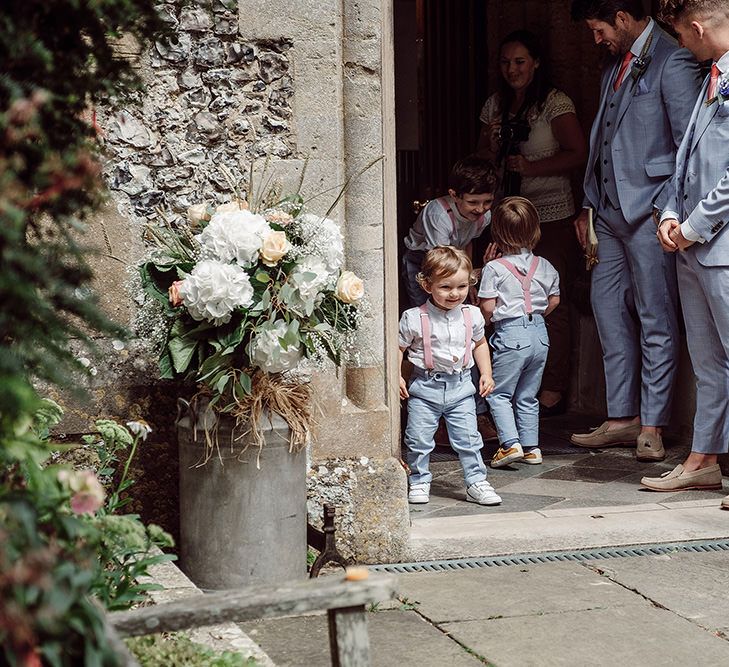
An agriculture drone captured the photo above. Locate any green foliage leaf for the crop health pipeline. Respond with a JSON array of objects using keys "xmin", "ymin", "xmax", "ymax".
[{"xmin": 168, "ymin": 335, "xmax": 199, "ymax": 375}]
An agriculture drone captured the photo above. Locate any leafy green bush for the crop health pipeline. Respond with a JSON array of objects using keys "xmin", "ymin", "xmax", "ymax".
[
  {"xmin": 1, "ymin": 1, "xmax": 167, "ymax": 663},
  {"xmin": 1, "ymin": 407, "xmax": 175, "ymax": 664},
  {"xmin": 126, "ymin": 634, "xmax": 258, "ymax": 667}
]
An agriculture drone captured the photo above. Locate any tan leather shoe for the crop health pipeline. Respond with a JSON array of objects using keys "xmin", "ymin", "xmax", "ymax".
[
  {"xmin": 640, "ymin": 464, "xmax": 723, "ymax": 491},
  {"xmin": 721, "ymin": 496, "xmax": 729, "ymax": 510},
  {"xmin": 570, "ymin": 421, "xmax": 641, "ymax": 449},
  {"xmin": 636, "ymin": 432, "xmax": 665, "ymax": 461}
]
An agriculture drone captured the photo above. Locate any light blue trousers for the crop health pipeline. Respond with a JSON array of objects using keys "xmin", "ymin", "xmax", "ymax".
[
  {"xmin": 678, "ymin": 251, "xmax": 729, "ymax": 454},
  {"xmin": 486, "ymin": 314, "xmax": 549, "ymax": 448},
  {"xmin": 592, "ymin": 205, "xmax": 678, "ymax": 426},
  {"xmin": 404, "ymin": 368, "xmax": 487, "ymax": 486}
]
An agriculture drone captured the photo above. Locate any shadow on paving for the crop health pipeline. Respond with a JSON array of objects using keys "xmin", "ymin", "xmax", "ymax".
[{"xmin": 410, "ymin": 412, "xmax": 727, "ymax": 518}]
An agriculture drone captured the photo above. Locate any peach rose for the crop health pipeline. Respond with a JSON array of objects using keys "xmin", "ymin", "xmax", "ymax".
[
  {"xmin": 169, "ymin": 280, "xmax": 185, "ymax": 307},
  {"xmin": 260, "ymin": 230, "xmax": 291, "ymax": 266},
  {"xmin": 187, "ymin": 203, "xmax": 211, "ymax": 226},
  {"xmin": 215, "ymin": 199, "xmax": 249, "ymax": 214},
  {"xmin": 335, "ymin": 271, "xmax": 364, "ymax": 303}
]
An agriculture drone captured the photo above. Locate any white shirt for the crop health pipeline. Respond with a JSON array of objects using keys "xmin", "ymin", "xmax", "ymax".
[
  {"xmin": 403, "ymin": 196, "xmax": 491, "ymax": 252},
  {"xmin": 480, "ymin": 89, "xmax": 577, "ymax": 222},
  {"xmin": 399, "ymin": 302, "xmax": 485, "ymax": 373},
  {"xmin": 661, "ymin": 49, "xmax": 729, "ymax": 243},
  {"xmin": 478, "ymin": 250, "xmax": 560, "ymax": 322},
  {"xmin": 628, "ymin": 17, "xmax": 654, "ymax": 60}
]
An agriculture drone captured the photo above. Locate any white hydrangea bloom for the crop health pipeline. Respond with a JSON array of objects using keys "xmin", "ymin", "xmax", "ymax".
[
  {"xmin": 250, "ymin": 320, "xmax": 302, "ymax": 373},
  {"xmin": 288, "ymin": 256, "xmax": 332, "ymax": 313},
  {"xmin": 296, "ymin": 213, "xmax": 344, "ymax": 274},
  {"xmin": 178, "ymin": 260, "xmax": 254, "ymax": 326},
  {"xmin": 198, "ymin": 209, "xmax": 271, "ymax": 267}
]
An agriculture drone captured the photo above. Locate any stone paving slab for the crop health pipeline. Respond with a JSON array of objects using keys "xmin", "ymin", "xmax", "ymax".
[
  {"xmin": 591, "ymin": 551, "xmax": 729, "ymax": 635},
  {"xmin": 441, "ymin": 605, "xmax": 729, "ymax": 667},
  {"xmin": 407, "ymin": 506, "xmax": 729, "ymax": 561},
  {"xmin": 397, "ymin": 563, "xmax": 646, "ymax": 624},
  {"xmin": 240, "ymin": 609, "xmax": 484, "ymax": 667}
]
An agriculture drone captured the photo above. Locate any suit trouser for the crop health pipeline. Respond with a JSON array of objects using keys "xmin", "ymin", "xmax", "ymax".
[
  {"xmin": 534, "ymin": 217, "xmax": 579, "ymax": 393},
  {"xmin": 677, "ymin": 251, "xmax": 729, "ymax": 454},
  {"xmin": 486, "ymin": 315, "xmax": 549, "ymax": 448},
  {"xmin": 404, "ymin": 368, "xmax": 488, "ymax": 486},
  {"xmin": 591, "ymin": 204, "xmax": 678, "ymax": 426}
]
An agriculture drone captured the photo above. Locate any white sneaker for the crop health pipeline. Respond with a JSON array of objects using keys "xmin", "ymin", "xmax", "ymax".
[
  {"xmin": 408, "ymin": 483, "xmax": 430, "ymax": 504},
  {"xmin": 466, "ymin": 480, "xmax": 502, "ymax": 505},
  {"xmin": 522, "ymin": 447, "xmax": 543, "ymax": 465}
]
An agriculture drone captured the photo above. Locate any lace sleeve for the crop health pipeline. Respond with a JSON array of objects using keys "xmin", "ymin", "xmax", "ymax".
[
  {"xmin": 544, "ymin": 89, "xmax": 576, "ymax": 124},
  {"xmin": 479, "ymin": 93, "xmax": 500, "ymax": 125}
]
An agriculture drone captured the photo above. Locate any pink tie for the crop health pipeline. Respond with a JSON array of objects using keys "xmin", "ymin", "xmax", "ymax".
[
  {"xmin": 707, "ymin": 63, "xmax": 720, "ymax": 101},
  {"xmin": 613, "ymin": 51, "xmax": 634, "ymax": 92}
]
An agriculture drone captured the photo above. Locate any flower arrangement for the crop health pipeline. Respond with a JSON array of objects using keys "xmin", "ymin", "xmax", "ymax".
[{"xmin": 138, "ymin": 189, "xmax": 364, "ymax": 454}]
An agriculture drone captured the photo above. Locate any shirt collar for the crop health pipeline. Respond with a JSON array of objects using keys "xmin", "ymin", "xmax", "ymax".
[
  {"xmin": 630, "ymin": 17, "xmax": 654, "ymax": 58},
  {"xmin": 445, "ymin": 194, "xmax": 484, "ymax": 226},
  {"xmin": 716, "ymin": 50, "xmax": 729, "ymax": 76},
  {"xmin": 426, "ymin": 299, "xmax": 465, "ymax": 317}
]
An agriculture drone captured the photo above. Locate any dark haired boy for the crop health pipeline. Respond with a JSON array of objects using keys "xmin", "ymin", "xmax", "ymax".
[{"xmin": 403, "ymin": 155, "xmax": 498, "ymax": 306}]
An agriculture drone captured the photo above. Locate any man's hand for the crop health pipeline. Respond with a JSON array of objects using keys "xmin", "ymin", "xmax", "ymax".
[
  {"xmin": 573, "ymin": 209, "xmax": 590, "ymax": 249},
  {"xmin": 399, "ymin": 376, "xmax": 409, "ymax": 400},
  {"xmin": 669, "ymin": 224, "xmax": 695, "ymax": 251},
  {"xmin": 479, "ymin": 373, "xmax": 495, "ymax": 397},
  {"xmin": 657, "ymin": 218, "xmax": 679, "ymax": 252}
]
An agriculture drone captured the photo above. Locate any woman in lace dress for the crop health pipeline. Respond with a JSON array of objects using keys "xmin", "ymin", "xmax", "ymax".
[{"xmin": 477, "ymin": 29, "xmax": 587, "ymax": 415}]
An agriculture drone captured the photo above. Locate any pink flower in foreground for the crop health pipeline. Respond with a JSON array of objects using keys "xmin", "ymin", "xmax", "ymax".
[{"xmin": 64, "ymin": 470, "xmax": 106, "ymax": 515}]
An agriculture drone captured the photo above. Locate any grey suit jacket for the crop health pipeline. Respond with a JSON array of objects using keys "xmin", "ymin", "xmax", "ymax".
[
  {"xmin": 583, "ymin": 23, "xmax": 700, "ymax": 223},
  {"xmin": 668, "ymin": 74, "xmax": 729, "ymax": 267}
]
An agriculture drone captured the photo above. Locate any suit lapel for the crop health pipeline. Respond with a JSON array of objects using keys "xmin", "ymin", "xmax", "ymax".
[
  {"xmin": 614, "ymin": 25, "xmax": 662, "ymax": 132},
  {"xmin": 690, "ymin": 75, "xmax": 719, "ymax": 154}
]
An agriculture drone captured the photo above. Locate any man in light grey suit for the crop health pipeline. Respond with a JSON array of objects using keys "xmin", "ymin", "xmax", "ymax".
[
  {"xmin": 570, "ymin": 0, "xmax": 701, "ymax": 460},
  {"xmin": 644, "ymin": 0, "xmax": 729, "ymax": 504}
]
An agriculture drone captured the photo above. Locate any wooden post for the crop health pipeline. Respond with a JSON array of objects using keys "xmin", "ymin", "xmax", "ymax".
[{"xmin": 328, "ymin": 605, "xmax": 370, "ymax": 667}]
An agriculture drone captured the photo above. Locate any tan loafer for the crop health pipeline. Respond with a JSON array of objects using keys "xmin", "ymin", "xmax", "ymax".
[
  {"xmin": 721, "ymin": 496, "xmax": 729, "ymax": 510},
  {"xmin": 640, "ymin": 464, "xmax": 723, "ymax": 492},
  {"xmin": 636, "ymin": 432, "xmax": 665, "ymax": 461},
  {"xmin": 570, "ymin": 421, "xmax": 641, "ymax": 449}
]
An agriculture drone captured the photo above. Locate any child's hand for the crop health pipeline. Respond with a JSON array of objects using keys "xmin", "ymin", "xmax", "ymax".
[
  {"xmin": 479, "ymin": 374, "xmax": 495, "ymax": 397},
  {"xmin": 483, "ymin": 243, "xmax": 501, "ymax": 263},
  {"xmin": 399, "ymin": 376, "xmax": 409, "ymax": 399}
]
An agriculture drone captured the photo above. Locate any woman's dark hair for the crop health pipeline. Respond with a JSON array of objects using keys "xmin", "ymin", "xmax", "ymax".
[
  {"xmin": 496, "ymin": 30, "xmax": 553, "ymax": 117},
  {"xmin": 570, "ymin": 0, "xmax": 647, "ymax": 23}
]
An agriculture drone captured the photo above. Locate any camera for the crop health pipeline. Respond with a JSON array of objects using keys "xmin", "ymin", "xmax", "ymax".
[
  {"xmin": 498, "ymin": 118, "xmax": 531, "ymax": 196},
  {"xmin": 498, "ymin": 118, "xmax": 531, "ymax": 145}
]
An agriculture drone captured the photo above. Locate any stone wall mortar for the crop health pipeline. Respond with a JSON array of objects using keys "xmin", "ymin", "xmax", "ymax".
[{"xmin": 101, "ymin": 1, "xmax": 296, "ymax": 221}]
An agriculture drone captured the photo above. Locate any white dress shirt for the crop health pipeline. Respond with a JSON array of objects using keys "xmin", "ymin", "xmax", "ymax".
[{"xmin": 399, "ymin": 302, "xmax": 485, "ymax": 373}]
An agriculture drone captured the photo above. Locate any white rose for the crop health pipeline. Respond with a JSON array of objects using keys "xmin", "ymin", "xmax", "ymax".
[
  {"xmin": 177, "ymin": 260, "xmax": 254, "ymax": 325},
  {"xmin": 187, "ymin": 203, "xmax": 211, "ymax": 226},
  {"xmin": 260, "ymin": 230, "xmax": 291, "ymax": 267},
  {"xmin": 335, "ymin": 271, "xmax": 364, "ymax": 303},
  {"xmin": 215, "ymin": 199, "xmax": 248, "ymax": 213},
  {"xmin": 198, "ymin": 209, "xmax": 271, "ymax": 267},
  {"xmin": 250, "ymin": 320, "xmax": 303, "ymax": 373}
]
